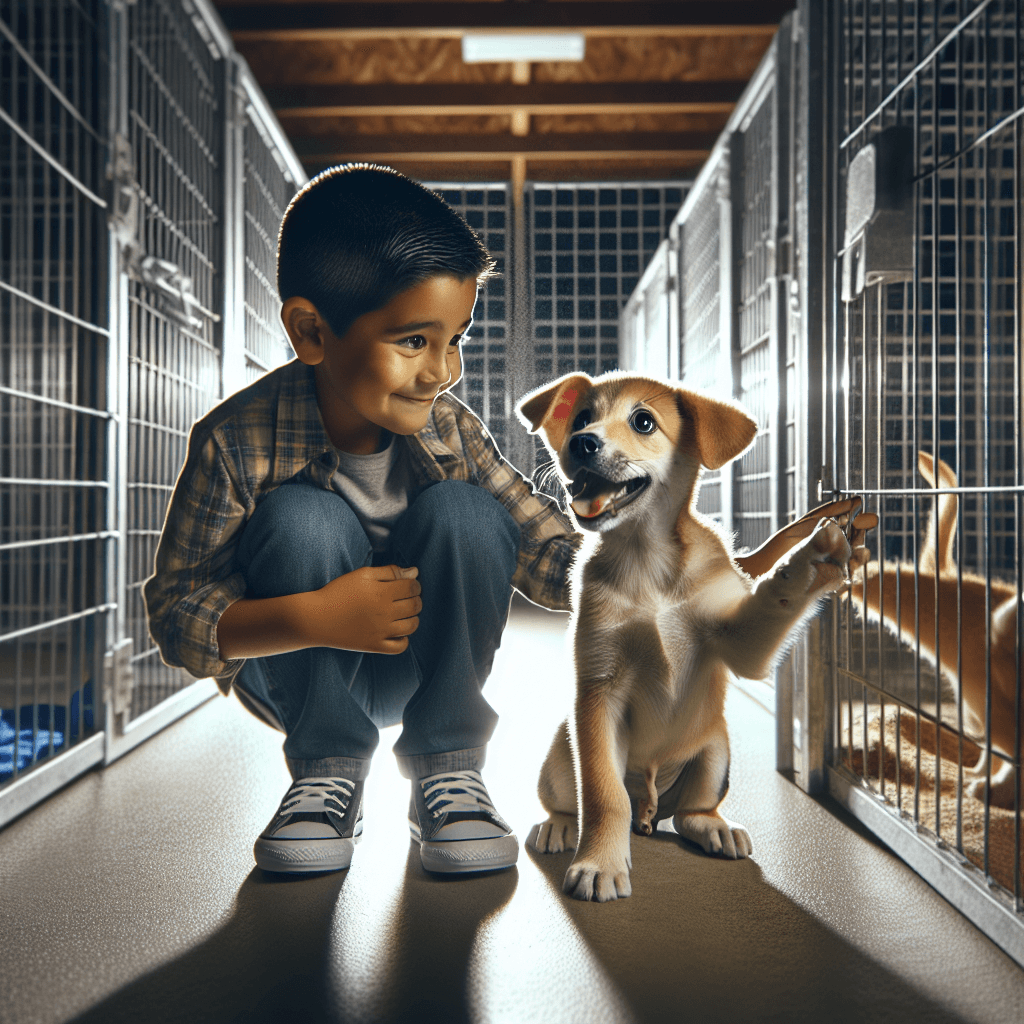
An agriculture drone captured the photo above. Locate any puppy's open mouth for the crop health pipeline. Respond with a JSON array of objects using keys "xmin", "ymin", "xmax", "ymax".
[{"xmin": 568, "ymin": 470, "xmax": 650, "ymax": 520}]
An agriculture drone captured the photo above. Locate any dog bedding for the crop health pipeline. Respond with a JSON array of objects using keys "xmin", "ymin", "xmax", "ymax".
[{"xmin": 844, "ymin": 704, "xmax": 1023, "ymax": 894}]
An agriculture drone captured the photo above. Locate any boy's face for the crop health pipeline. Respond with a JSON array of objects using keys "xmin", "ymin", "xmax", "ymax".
[{"xmin": 285, "ymin": 275, "xmax": 477, "ymax": 454}]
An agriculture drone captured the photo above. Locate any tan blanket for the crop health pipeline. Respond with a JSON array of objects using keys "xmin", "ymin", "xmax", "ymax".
[{"xmin": 841, "ymin": 705, "xmax": 1023, "ymax": 895}]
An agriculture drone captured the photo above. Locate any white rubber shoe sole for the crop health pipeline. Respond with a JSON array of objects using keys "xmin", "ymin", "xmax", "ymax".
[
  {"xmin": 410, "ymin": 822, "xmax": 519, "ymax": 874},
  {"xmin": 254, "ymin": 823, "xmax": 363, "ymax": 874}
]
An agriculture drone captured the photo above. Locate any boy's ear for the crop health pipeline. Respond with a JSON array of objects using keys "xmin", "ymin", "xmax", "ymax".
[
  {"xmin": 282, "ymin": 296, "xmax": 329, "ymax": 365},
  {"xmin": 675, "ymin": 388, "xmax": 757, "ymax": 470},
  {"xmin": 516, "ymin": 373, "xmax": 592, "ymax": 454}
]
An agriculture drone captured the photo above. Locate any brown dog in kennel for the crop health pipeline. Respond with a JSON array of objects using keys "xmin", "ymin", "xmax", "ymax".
[{"xmin": 849, "ymin": 451, "xmax": 1022, "ymax": 808}]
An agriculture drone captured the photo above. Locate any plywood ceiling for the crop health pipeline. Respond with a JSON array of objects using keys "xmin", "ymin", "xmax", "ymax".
[{"xmin": 215, "ymin": 1, "xmax": 794, "ymax": 185}]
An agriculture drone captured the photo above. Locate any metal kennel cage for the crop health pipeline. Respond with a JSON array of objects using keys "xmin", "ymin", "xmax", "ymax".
[
  {"xmin": 0, "ymin": 0, "xmax": 111, "ymax": 820},
  {"xmin": 629, "ymin": 18, "xmax": 807, "ymax": 723},
  {"xmin": 819, "ymin": 0, "xmax": 1024, "ymax": 965},
  {"xmin": 0, "ymin": 0, "xmax": 305, "ymax": 817},
  {"xmin": 623, "ymin": 0, "xmax": 1023, "ymax": 964}
]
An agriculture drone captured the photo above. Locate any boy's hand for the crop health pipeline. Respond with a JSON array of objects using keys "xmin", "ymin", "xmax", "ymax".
[{"xmin": 313, "ymin": 565, "xmax": 422, "ymax": 654}]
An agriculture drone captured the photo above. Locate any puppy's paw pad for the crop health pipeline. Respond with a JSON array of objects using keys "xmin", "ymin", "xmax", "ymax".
[
  {"xmin": 563, "ymin": 858, "xmax": 632, "ymax": 902},
  {"xmin": 527, "ymin": 814, "xmax": 578, "ymax": 854},
  {"xmin": 675, "ymin": 814, "xmax": 752, "ymax": 860}
]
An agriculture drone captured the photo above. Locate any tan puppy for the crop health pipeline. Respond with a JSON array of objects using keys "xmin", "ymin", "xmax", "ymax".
[
  {"xmin": 850, "ymin": 452, "xmax": 1021, "ymax": 808},
  {"xmin": 517, "ymin": 371, "xmax": 857, "ymax": 902}
]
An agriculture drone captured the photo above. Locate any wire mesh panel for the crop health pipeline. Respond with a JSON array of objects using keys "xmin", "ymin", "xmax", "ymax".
[
  {"xmin": 241, "ymin": 101, "xmax": 298, "ymax": 384},
  {"xmin": 123, "ymin": 0, "xmax": 224, "ymax": 721},
  {"xmin": 0, "ymin": 0, "xmax": 108, "ymax": 786},
  {"xmin": 527, "ymin": 183, "xmax": 683, "ymax": 379},
  {"xmin": 676, "ymin": 156, "xmax": 730, "ymax": 523},
  {"xmin": 426, "ymin": 184, "xmax": 512, "ymax": 453},
  {"xmin": 619, "ymin": 239, "xmax": 673, "ymax": 378},
  {"xmin": 825, "ymin": 0, "xmax": 1024, "ymax": 954},
  {"xmin": 735, "ymin": 87, "xmax": 779, "ymax": 553},
  {"xmin": 527, "ymin": 182, "xmax": 683, "ymax": 484}
]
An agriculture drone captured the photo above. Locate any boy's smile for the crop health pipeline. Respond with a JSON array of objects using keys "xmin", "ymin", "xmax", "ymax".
[{"xmin": 283, "ymin": 275, "xmax": 478, "ymax": 454}]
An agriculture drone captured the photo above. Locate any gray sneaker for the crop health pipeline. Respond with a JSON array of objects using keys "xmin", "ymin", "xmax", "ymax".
[
  {"xmin": 409, "ymin": 769, "xmax": 518, "ymax": 874},
  {"xmin": 254, "ymin": 777, "xmax": 363, "ymax": 874}
]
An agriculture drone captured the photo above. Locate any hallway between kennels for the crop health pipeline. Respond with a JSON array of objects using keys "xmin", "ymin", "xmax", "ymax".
[{"xmin": 3, "ymin": 3, "xmax": 1024, "ymax": 1020}]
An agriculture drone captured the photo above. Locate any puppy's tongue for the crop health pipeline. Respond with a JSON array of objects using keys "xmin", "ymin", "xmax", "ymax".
[
  {"xmin": 572, "ymin": 495, "xmax": 611, "ymax": 519},
  {"xmin": 570, "ymin": 473, "xmax": 617, "ymax": 519}
]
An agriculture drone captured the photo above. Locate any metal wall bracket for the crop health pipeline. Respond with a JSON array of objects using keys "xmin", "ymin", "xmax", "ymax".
[{"xmin": 841, "ymin": 126, "xmax": 915, "ymax": 300}]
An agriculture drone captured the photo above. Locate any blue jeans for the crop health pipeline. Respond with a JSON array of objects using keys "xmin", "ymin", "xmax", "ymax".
[{"xmin": 233, "ymin": 480, "xmax": 520, "ymax": 783}]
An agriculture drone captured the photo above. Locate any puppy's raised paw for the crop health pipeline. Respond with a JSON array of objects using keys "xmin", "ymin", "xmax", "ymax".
[
  {"xmin": 807, "ymin": 519, "xmax": 853, "ymax": 594},
  {"xmin": 527, "ymin": 813, "xmax": 578, "ymax": 854},
  {"xmin": 674, "ymin": 812, "xmax": 752, "ymax": 859},
  {"xmin": 563, "ymin": 855, "xmax": 632, "ymax": 902}
]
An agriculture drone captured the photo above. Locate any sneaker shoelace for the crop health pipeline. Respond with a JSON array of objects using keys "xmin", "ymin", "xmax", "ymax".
[
  {"xmin": 274, "ymin": 777, "xmax": 355, "ymax": 827},
  {"xmin": 420, "ymin": 769, "xmax": 496, "ymax": 819}
]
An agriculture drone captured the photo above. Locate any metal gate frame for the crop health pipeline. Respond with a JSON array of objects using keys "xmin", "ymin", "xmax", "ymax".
[
  {"xmin": 0, "ymin": 0, "xmax": 305, "ymax": 824},
  {"xmin": 800, "ymin": 0, "xmax": 1024, "ymax": 967},
  {"xmin": 658, "ymin": 16, "xmax": 808, "ymax": 727},
  {"xmin": 104, "ymin": 0, "xmax": 305, "ymax": 765}
]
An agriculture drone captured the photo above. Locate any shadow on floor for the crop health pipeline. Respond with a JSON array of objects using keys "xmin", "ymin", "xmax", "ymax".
[
  {"xmin": 67, "ymin": 829, "xmax": 975, "ymax": 1024},
  {"xmin": 525, "ymin": 829, "xmax": 976, "ymax": 1024},
  {"xmin": 68, "ymin": 848, "xmax": 517, "ymax": 1024}
]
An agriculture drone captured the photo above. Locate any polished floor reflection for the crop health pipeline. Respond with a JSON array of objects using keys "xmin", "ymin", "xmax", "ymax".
[{"xmin": 1, "ymin": 597, "xmax": 1022, "ymax": 1024}]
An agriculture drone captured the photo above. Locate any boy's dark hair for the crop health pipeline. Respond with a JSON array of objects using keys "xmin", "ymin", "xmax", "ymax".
[{"xmin": 277, "ymin": 163, "xmax": 497, "ymax": 338}]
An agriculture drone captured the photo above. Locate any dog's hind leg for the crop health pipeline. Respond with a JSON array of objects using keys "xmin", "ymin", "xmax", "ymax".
[
  {"xmin": 527, "ymin": 720, "xmax": 580, "ymax": 854},
  {"xmin": 670, "ymin": 726, "xmax": 752, "ymax": 860}
]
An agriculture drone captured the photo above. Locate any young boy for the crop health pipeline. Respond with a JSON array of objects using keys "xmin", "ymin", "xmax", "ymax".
[{"xmin": 143, "ymin": 164, "xmax": 582, "ymax": 876}]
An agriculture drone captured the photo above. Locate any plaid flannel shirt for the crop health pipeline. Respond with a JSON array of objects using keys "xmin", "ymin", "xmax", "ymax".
[{"xmin": 143, "ymin": 358, "xmax": 581, "ymax": 694}]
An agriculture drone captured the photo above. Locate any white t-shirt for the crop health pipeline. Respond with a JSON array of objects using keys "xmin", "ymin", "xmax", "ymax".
[{"xmin": 328, "ymin": 432, "xmax": 418, "ymax": 552}]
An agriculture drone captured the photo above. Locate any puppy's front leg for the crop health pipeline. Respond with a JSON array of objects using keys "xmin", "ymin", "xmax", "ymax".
[
  {"xmin": 564, "ymin": 683, "xmax": 633, "ymax": 902},
  {"xmin": 719, "ymin": 519, "xmax": 852, "ymax": 680}
]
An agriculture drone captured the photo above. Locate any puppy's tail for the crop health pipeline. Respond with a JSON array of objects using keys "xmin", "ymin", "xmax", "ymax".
[{"xmin": 918, "ymin": 451, "xmax": 958, "ymax": 577}]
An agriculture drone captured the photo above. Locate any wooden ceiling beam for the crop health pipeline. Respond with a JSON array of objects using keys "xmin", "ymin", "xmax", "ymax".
[
  {"xmin": 268, "ymin": 81, "xmax": 746, "ymax": 117},
  {"xmin": 292, "ymin": 131, "xmax": 719, "ymax": 159},
  {"xmin": 222, "ymin": 2, "xmax": 792, "ymax": 41}
]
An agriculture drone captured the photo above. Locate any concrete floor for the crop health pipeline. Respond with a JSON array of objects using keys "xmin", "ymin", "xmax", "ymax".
[{"xmin": 1, "ymin": 597, "xmax": 1023, "ymax": 1024}]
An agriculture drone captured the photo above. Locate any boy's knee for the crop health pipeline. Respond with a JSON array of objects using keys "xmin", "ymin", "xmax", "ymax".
[
  {"xmin": 401, "ymin": 481, "xmax": 519, "ymax": 562},
  {"xmin": 238, "ymin": 483, "xmax": 371, "ymax": 591}
]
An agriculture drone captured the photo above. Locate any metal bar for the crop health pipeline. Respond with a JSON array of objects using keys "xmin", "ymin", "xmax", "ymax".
[
  {"xmin": 0, "ymin": 478, "xmax": 109, "ymax": 488},
  {"xmin": 839, "ymin": 0, "xmax": 995, "ymax": 148},
  {"xmin": 0, "ymin": 280, "xmax": 110, "ymax": 337},
  {"xmin": 0, "ymin": 604, "xmax": 117, "ymax": 646},
  {"xmin": 0, "ymin": 106, "xmax": 107, "ymax": 209},
  {"xmin": 0, "ymin": 532, "xmax": 119, "ymax": 554},
  {"xmin": 0, "ymin": 385, "xmax": 114, "ymax": 420},
  {"xmin": 0, "ymin": 13, "xmax": 101, "ymax": 139}
]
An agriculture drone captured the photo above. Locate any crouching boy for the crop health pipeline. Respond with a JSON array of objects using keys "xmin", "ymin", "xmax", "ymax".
[{"xmin": 143, "ymin": 165, "xmax": 581, "ymax": 876}]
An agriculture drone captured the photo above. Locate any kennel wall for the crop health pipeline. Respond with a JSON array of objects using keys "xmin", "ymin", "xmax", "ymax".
[
  {"xmin": 0, "ymin": 0, "xmax": 304, "ymax": 822},
  {"xmin": 0, "ymin": 0, "xmax": 111, "ymax": 818},
  {"xmin": 819, "ymin": 0, "xmax": 1024, "ymax": 966},
  {"xmin": 622, "ymin": 0, "xmax": 1024, "ymax": 965},
  {"xmin": 625, "ymin": 17, "xmax": 809, "ymax": 729}
]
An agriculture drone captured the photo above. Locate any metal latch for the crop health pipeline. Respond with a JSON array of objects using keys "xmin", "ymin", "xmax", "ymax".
[
  {"xmin": 137, "ymin": 256, "xmax": 209, "ymax": 331},
  {"xmin": 104, "ymin": 637, "xmax": 134, "ymax": 716},
  {"xmin": 107, "ymin": 133, "xmax": 139, "ymax": 261}
]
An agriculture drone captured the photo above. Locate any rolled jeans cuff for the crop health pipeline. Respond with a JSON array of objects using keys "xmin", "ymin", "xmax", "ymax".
[
  {"xmin": 394, "ymin": 745, "xmax": 487, "ymax": 780},
  {"xmin": 286, "ymin": 755, "xmax": 372, "ymax": 782}
]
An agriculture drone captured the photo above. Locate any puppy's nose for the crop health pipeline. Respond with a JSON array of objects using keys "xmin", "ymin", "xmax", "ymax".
[{"xmin": 569, "ymin": 433, "xmax": 602, "ymax": 461}]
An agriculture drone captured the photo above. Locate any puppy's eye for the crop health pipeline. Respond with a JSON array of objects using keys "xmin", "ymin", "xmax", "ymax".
[
  {"xmin": 572, "ymin": 409, "xmax": 592, "ymax": 432},
  {"xmin": 630, "ymin": 409, "xmax": 657, "ymax": 434}
]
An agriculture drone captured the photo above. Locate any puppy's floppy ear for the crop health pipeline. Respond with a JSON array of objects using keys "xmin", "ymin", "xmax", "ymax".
[
  {"xmin": 516, "ymin": 373, "xmax": 592, "ymax": 453},
  {"xmin": 675, "ymin": 389, "xmax": 757, "ymax": 470}
]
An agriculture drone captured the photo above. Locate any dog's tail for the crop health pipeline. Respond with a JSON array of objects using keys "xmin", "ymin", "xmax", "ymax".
[{"xmin": 918, "ymin": 451, "xmax": 958, "ymax": 577}]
